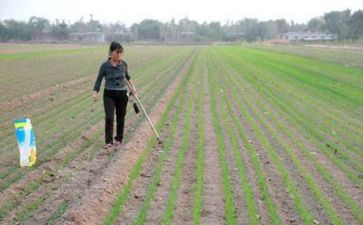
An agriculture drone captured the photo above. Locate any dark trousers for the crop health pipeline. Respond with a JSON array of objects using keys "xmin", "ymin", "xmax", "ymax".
[{"xmin": 103, "ymin": 89, "xmax": 128, "ymax": 144}]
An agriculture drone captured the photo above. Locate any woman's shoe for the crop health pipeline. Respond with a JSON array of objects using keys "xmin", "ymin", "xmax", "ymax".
[{"xmin": 104, "ymin": 143, "xmax": 113, "ymax": 149}]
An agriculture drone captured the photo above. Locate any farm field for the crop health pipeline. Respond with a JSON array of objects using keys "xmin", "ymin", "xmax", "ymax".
[
  {"xmin": 0, "ymin": 43, "xmax": 362, "ymax": 225},
  {"xmin": 254, "ymin": 44, "xmax": 363, "ymax": 68}
]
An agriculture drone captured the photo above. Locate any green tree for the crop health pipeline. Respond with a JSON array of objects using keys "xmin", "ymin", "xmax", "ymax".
[
  {"xmin": 237, "ymin": 18, "xmax": 259, "ymax": 41},
  {"xmin": 137, "ymin": 19, "xmax": 162, "ymax": 40},
  {"xmin": 28, "ymin": 16, "xmax": 50, "ymax": 32},
  {"xmin": 307, "ymin": 17, "xmax": 325, "ymax": 32},
  {"xmin": 348, "ymin": 10, "xmax": 363, "ymax": 40},
  {"xmin": 0, "ymin": 21, "xmax": 5, "ymax": 41},
  {"xmin": 3, "ymin": 19, "xmax": 31, "ymax": 41},
  {"xmin": 324, "ymin": 10, "xmax": 351, "ymax": 39},
  {"xmin": 51, "ymin": 19, "xmax": 69, "ymax": 40},
  {"xmin": 275, "ymin": 19, "xmax": 289, "ymax": 34}
]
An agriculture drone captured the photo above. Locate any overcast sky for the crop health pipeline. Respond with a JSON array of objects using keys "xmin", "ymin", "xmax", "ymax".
[{"xmin": 0, "ymin": 0, "xmax": 362, "ymax": 26}]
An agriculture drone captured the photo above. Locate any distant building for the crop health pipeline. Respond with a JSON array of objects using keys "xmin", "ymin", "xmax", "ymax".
[
  {"xmin": 227, "ymin": 32, "xmax": 244, "ymax": 39},
  {"xmin": 282, "ymin": 32, "xmax": 337, "ymax": 42},
  {"xmin": 69, "ymin": 32, "xmax": 105, "ymax": 43},
  {"xmin": 105, "ymin": 32, "xmax": 132, "ymax": 42},
  {"xmin": 225, "ymin": 32, "xmax": 244, "ymax": 41},
  {"xmin": 179, "ymin": 31, "xmax": 195, "ymax": 42},
  {"xmin": 30, "ymin": 31, "xmax": 59, "ymax": 43}
]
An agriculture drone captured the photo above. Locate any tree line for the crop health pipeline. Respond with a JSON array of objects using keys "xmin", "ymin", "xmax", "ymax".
[{"xmin": 0, "ymin": 9, "xmax": 362, "ymax": 42}]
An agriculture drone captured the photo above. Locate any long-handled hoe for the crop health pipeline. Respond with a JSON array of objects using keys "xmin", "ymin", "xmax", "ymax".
[{"xmin": 126, "ymin": 80, "xmax": 162, "ymax": 144}]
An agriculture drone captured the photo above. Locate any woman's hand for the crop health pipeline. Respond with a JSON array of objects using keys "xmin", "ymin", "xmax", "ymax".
[
  {"xmin": 92, "ymin": 91, "xmax": 98, "ymax": 102},
  {"xmin": 128, "ymin": 80, "xmax": 137, "ymax": 96},
  {"xmin": 130, "ymin": 86, "xmax": 137, "ymax": 96}
]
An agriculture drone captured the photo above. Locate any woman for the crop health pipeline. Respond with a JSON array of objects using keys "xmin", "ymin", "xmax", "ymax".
[{"xmin": 92, "ymin": 41, "xmax": 137, "ymax": 149}]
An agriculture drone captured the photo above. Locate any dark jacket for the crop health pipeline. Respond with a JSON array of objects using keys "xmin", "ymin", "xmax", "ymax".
[{"xmin": 93, "ymin": 59, "xmax": 131, "ymax": 92}]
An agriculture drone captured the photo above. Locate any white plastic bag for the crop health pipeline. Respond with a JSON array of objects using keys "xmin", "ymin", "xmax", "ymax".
[{"xmin": 14, "ymin": 118, "xmax": 37, "ymax": 167}]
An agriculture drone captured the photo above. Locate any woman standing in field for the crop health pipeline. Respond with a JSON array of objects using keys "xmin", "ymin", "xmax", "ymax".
[{"xmin": 92, "ymin": 41, "xmax": 137, "ymax": 149}]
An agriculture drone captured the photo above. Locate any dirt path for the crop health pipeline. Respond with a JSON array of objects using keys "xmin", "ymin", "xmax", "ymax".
[
  {"xmin": 170, "ymin": 72, "xmax": 202, "ymax": 224},
  {"xmin": 305, "ymin": 44, "xmax": 363, "ymax": 51},
  {"xmin": 133, "ymin": 58, "xmax": 199, "ymax": 225},
  {"xmin": 200, "ymin": 65, "xmax": 226, "ymax": 225},
  {"xmin": 114, "ymin": 94, "xmax": 187, "ymax": 224},
  {"xmin": 203, "ymin": 63, "xmax": 252, "ymax": 224},
  {"xmin": 139, "ymin": 112, "xmax": 189, "ymax": 224},
  {"xmin": 232, "ymin": 127, "xmax": 272, "ymax": 225},
  {"xmin": 217, "ymin": 106, "xmax": 254, "ymax": 224},
  {"xmin": 171, "ymin": 124, "xmax": 198, "ymax": 225}
]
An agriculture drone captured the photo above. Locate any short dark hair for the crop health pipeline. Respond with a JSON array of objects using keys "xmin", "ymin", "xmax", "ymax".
[{"xmin": 109, "ymin": 41, "xmax": 123, "ymax": 54}]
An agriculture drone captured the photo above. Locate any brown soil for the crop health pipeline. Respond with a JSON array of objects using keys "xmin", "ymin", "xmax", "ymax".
[
  {"xmin": 114, "ymin": 94, "xmax": 187, "ymax": 225},
  {"xmin": 136, "ymin": 107, "xmax": 189, "ymax": 224},
  {"xmin": 0, "ymin": 122, "xmax": 103, "ymax": 224},
  {"xmin": 120, "ymin": 60, "xmax": 198, "ymax": 225},
  {"xmin": 215, "ymin": 63, "xmax": 306, "ymax": 225},
  {"xmin": 171, "ymin": 78, "xmax": 202, "ymax": 225},
  {"xmin": 264, "ymin": 102, "xmax": 363, "ymax": 207},
  {"xmin": 226, "ymin": 59, "xmax": 362, "ymax": 224},
  {"xmin": 199, "ymin": 66, "xmax": 226, "ymax": 225},
  {"xmin": 0, "ymin": 49, "xmax": 195, "ymax": 225},
  {"xmin": 232, "ymin": 98, "xmax": 313, "ymax": 225},
  {"xmin": 0, "ymin": 75, "xmax": 93, "ymax": 114},
  {"xmin": 305, "ymin": 44, "xmax": 363, "ymax": 51},
  {"xmin": 229, "ymin": 82, "xmax": 331, "ymax": 224},
  {"xmin": 243, "ymin": 82, "xmax": 361, "ymax": 224}
]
